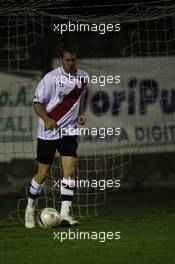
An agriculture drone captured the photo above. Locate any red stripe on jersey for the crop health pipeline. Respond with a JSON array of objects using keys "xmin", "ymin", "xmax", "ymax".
[{"xmin": 48, "ymin": 84, "xmax": 83, "ymax": 122}]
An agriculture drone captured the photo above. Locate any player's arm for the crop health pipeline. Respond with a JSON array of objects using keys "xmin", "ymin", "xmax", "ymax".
[
  {"xmin": 33, "ymin": 103, "xmax": 56, "ymax": 130},
  {"xmin": 78, "ymin": 94, "xmax": 86, "ymax": 125},
  {"xmin": 34, "ymin": 76, "xmax": 56, "ymax": 130}
]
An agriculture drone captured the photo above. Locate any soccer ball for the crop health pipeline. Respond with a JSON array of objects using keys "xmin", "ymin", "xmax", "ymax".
[{"xmin": 37, "ymin": 208, "xmax": 61, "ymax": 228}]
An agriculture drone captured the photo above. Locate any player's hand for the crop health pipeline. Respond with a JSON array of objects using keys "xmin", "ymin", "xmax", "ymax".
[
  {"xmin": 78, "ymin": 114, "xmax": 86, "ymax": 125},
  {"xmin": 45, "ymin": 118, "xmax": 56, "ymax": 130}
]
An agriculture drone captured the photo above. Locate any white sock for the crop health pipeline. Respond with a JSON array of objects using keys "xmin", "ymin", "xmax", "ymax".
[
  {"xmin": 60, "ymin": 178, "xmax": 75, "ymax": 217},
  {"xmin": 60, "ymin": 201, "xmax": 72, "ymax": 217},
  {"xmin": 27, "ymin": 178, "xmax": 44, "ymax": 208},
  {"xmin": 27, "ymin": 197, "xmax": 37, "ymax": 208}
]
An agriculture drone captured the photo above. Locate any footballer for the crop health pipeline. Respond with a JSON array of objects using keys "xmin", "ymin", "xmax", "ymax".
[{"xmin": 25, "ymin": 44, "xmax": 88, "ymax": 228}]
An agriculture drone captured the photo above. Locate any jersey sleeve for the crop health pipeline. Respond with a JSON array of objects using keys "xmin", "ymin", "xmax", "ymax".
[{"xmin": 33, "ymin": 75, "xmax": 51, "ymax": 104}]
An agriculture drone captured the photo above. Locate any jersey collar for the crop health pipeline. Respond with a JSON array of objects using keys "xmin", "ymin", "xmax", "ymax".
[{"xmin": 60, "ymin": 66, "xmax": 78, "ymax": 77}]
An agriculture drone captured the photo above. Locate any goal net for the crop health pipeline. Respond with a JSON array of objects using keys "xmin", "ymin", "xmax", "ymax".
[{"xmin": 0, "ymin": 1, "xmax": 175, "ymax": 225}]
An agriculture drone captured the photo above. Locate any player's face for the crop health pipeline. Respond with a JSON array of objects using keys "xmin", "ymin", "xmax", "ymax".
[{"xmin": 61, "ymin": 52, "xmax": 77, "ymax": 74}]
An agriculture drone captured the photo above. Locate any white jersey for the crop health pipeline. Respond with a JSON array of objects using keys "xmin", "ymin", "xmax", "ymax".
[{"xmin": 33, "ymin": 66, "xmax": 88, "ymax": 140}]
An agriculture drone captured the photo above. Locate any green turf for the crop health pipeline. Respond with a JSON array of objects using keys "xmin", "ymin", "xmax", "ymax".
[{"xmin": 0, "ymin": 190, "xmax": 175, "ymax": 264}]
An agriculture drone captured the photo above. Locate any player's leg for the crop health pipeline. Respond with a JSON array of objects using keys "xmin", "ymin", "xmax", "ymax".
[
  {"xmin": 25, "ymin": 138, "xmax": 56, "ymax": 228},
  {"xmin": 25, "ymin": 163, "xmax": 50, "ymax": 228},
  {"xmin": 27, "ymin": 163, "xmax": 50, "ymax": 207},
  {"xmin": 60, "ymin": 156, "xmax": 76, "ymax": 216},
  {"xmin": 59, "ymin": 155, "xmax": 79, "ymax": 226},
  {"xmin": 57, "ymin": 136, "xmax": 79, "ymax": 226}
]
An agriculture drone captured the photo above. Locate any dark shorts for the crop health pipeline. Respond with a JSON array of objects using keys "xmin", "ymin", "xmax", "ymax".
[{"xmin": 36, "ymin": 136, "xmax": 78, "ymax": 165}]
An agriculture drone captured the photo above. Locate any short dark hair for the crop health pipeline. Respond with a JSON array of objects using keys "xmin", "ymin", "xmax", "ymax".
[{"xmin": 59, "ymin": 43, "xmax": 79, "ymax": 58}]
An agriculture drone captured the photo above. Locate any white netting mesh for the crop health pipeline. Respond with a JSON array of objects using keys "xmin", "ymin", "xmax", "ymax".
[{"xmin": 0, "ymin": 1, "xmax": 175, "ymax": 226}]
